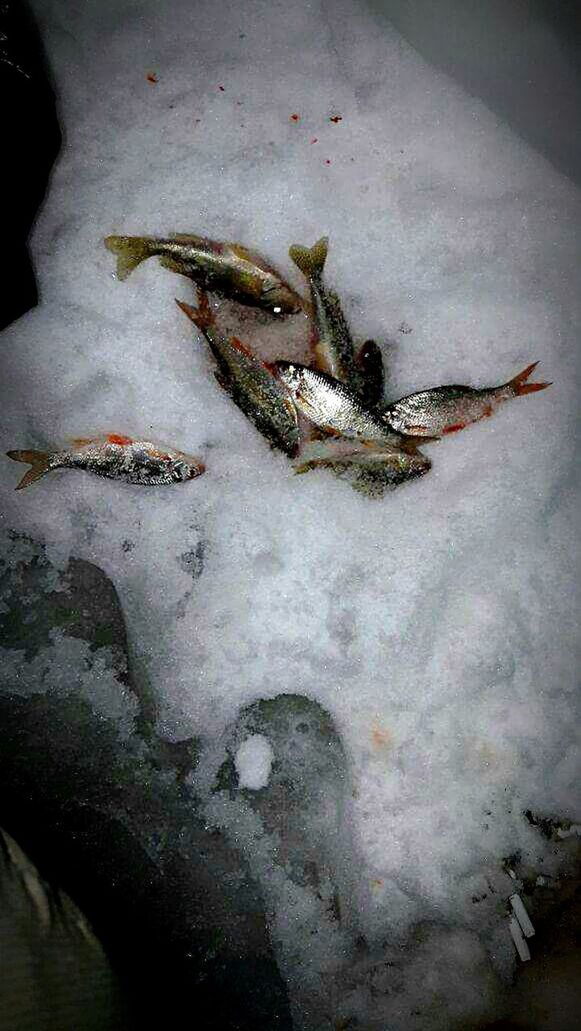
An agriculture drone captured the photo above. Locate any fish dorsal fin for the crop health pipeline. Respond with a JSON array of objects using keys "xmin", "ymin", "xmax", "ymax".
[
  {"xmin": 67, "ymin": 436, "xmax": 94, "ymax": 447},
  {"xmin": 227, "ymin": 242, "xmax": 267, "ymax": 266},
  {"xmin": 170, "ymin": 233, "xmax": 213, "ymax": 245}
]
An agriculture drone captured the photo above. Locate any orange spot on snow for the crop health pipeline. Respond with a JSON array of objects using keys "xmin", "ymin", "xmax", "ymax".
[
  {"xmin": 290, "ymin": 113, "xmax": 300, "ymax": 122},
  {"xmin": 107, "ymin": 434, "xmax": 133, "ymax": 446},
  {"xmin": 330, "ymin": 115, "xmax": 342, "ymax": 123},
  {"xmin": 310, "ymin": 137, "xmax": 318, "ymax": 144},
  {"xmin": 442, "ymin": 422, "xmax": 465, "ymax": 434},
  {"xmin": 372, "ymin": 724, "xmax": 392, "ymax": 750},
  {"xmin": 146, "ymin": 72, "xmax": 158, "ymax": 83}
]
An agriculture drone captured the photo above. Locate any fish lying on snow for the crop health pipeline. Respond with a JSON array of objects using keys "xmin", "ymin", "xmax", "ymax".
[
  {"xmin": 293, "ymin": 438, "xmax": 431, "ymax": 486},
  {"xmin": 382, "ymin": 362, "xmax": 551, "ymax": 438},
  {"xmin": 176, "ymin": 293, "xmax": 300, "ymax": 457},
  {"xmin": 105, "ymin": 233, "xmax": 302, "ymax": 315},
  {"xmin": 7, "ymin": 435, "xmax": 205, "ymax": 489},
  {"xmin": 274, "ymin": 361, "xmax": 426, "ymax": 451},
  {"xmin": 288, "ymin": 237, "xmax": 413, "ymax": 496},
  {"xmin": 289, "ymin": 236, "xmax": 363, "ymax": 390}
]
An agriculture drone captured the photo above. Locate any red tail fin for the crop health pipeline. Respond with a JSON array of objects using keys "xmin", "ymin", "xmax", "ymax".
[
  {"xmin": 508, "ymin": 362, "xmax": 552, "ymax": 395},
  {"xmin": 175, "ymin": 290, "xmax": 213, "ymax": 330}
]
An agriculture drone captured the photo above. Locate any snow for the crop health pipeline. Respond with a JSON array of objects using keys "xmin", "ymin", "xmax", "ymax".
[
  {"xmin": 234, "ymin": 734, "xmax": 274, "ymax": 789},
  {"xmin": 1, "ymin": 0, "xmax": 580, "ymax": 1027}
]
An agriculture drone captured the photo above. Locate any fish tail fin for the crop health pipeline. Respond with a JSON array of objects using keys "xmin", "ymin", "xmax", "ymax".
[
  {"xmin": 289, "ymin": 236, "xmax": 329, "ymax": 278},
  {"xmin": 175, "ymin": 291, "xmax": 214, "ymax": 330},
  {"xmin": 104, "ymin": 236, "xmax": 153, "ymax": 280},
  {"xmin": 6, "ymin": 450, "xmax": 52, "ymax": 490},
  {"xmin": 229, "ymin": 335, "xmax": 269, "ymax": 365},
  {"xmin": 505, "ymin": 361, "xmax": 552, "ymax": 396}
]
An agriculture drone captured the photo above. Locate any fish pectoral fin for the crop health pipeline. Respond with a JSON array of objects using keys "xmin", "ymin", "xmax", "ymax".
[
  {"xmin": 6, "ymin": 449, "xmax": 52, "ymax": 490},
  {"xmin": 404, "ymin": 424, "xmax": 429, "ymax": 434},
  {"xmin": 295, "ymin": 387, "xmax": 319, "ymax": 413},
  {"xmin": 282, "ymin": 398, "xmax": 299, "ymax": 423}
]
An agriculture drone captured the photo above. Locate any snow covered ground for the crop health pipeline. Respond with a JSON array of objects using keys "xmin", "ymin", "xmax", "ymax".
[{"xmin": 1, "ymin": 0, "xmax": 580, "ymax": 1027}]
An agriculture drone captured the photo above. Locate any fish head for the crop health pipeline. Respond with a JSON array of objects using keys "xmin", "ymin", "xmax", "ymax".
[
  {"xmin": 259, "ymin": 283, "xmax": 302, "ymax": 316},
  {"xmin": 171, "ymin": 456, "xmax": 205, "ymax": 481},
  {"xmin": 273, "ymin": 360, "xmax": 304, "ymax": 396}
]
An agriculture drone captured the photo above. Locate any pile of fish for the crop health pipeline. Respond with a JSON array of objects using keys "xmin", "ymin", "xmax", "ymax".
[{"xmin": 7, "ymin": 232, "xmax": 550, "ymax": 498}]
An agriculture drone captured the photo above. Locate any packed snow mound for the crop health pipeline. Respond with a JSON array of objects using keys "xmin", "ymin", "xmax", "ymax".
[{"xmin": 1, "ymin": 1, "xmax": 580, "ymax": 1028}]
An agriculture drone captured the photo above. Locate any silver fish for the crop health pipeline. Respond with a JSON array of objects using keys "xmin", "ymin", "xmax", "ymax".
[
  {"xmin": 7, "ymin": 434, "xmax": 205, "ymax": 489},
  {"xmin": 382, "ymin": 362, "xmax": 551, "ymax": 438},
  {"xmin": 289, "ymin": 237, "xmax": 363, "ymax": 390},
  {"xmin": 274, "ymin": 361, "xmax": 419, "ymax": 449},
  {"xmin": 105, "ymin": 233, "xmax": 302, "ymax": 315}
]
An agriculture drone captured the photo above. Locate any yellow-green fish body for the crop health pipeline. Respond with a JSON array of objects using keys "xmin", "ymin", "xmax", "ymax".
[
  {"xmin": 289, "ymin": 237, "xmax": 363, "ymax": 390},
  {"xmin": 293, "ymin": 438, "xmax": 431, "ymax": 493},
  {"xmin": 105, "ymin": 233, "xmax": 302, "ymax": 315}
]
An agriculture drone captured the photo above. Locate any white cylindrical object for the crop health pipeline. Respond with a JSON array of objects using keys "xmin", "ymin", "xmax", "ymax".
[
  {"xmin": 508, "ymin": 915, "xmax": 531, "ymax": 961},
  {"xmin": 509, "ymin": 893, "xmax": 535, "ymax": 938}
]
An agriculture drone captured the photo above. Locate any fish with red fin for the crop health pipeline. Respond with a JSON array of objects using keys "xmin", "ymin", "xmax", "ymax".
[
  {"xmin": 382, "ymin": 362, "xmax": 551, "ymax": 438},
  {"xmin": 7, "ymin": 435, "xmax": 205, "ymax": 489},
  {"xmin": 177, "ymin": 293, "xmax": 300, "ymax": 457},
  {"xmin": 274, "ymin": 361, "xmax": 427, "ymax": 450}
]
